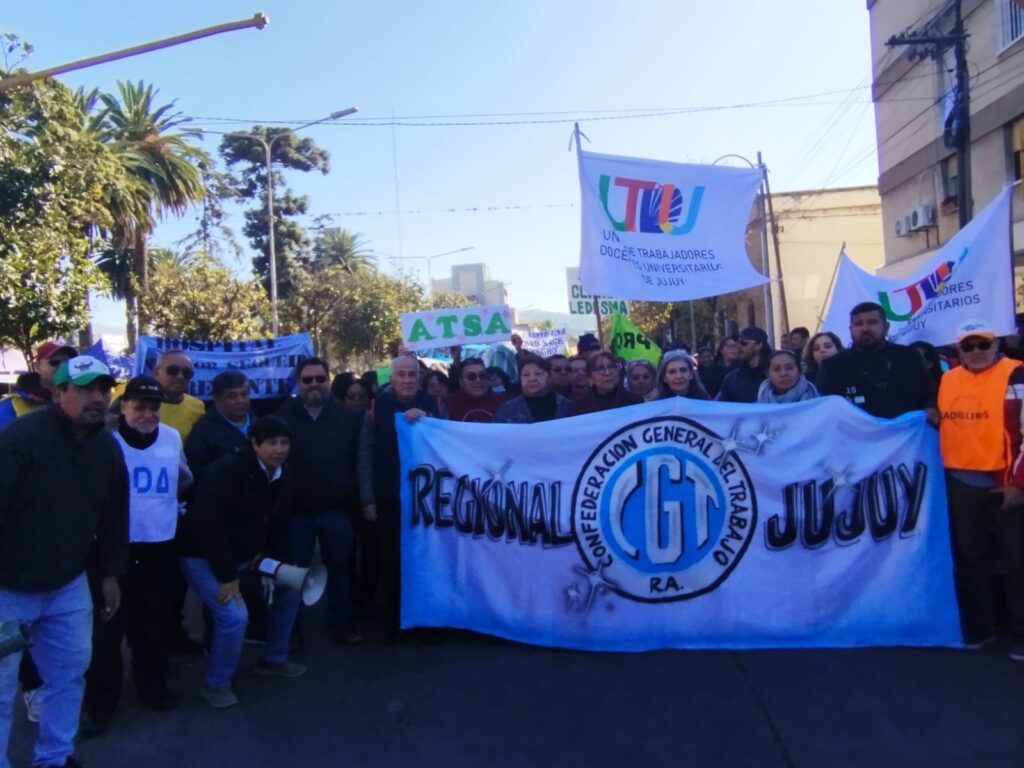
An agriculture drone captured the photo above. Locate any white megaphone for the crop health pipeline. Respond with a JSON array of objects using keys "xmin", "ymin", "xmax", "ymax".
[{"xmin": 252, "ymin": 557, "xmax": 328, "ymax": 606}]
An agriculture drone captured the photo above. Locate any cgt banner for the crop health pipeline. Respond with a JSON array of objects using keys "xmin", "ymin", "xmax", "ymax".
[
  {"xmin": 821, "ymin": 185, "xmax": 1014, "ymax": 346},
  {"xmin": 400, "ymin": 305, "xmax": 513, "ymax": 352},
  {"xmin": 577, "ymin": 149, "xmax": 767, "ymax": 301},
  {"xmin": 133, "ymin": 333, "xmax": 314, "ymax": 400},
  {"xmin": 398, "ymin": 397, "xmax": 961, "ymax": 651}
]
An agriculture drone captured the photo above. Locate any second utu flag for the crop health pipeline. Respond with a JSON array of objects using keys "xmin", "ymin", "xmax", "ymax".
[{"xmin": 577, "ymin": 149, "xmax": 767, "ymax": 301}]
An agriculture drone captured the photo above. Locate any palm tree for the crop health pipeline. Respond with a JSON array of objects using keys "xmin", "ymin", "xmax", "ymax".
[
  {"xmin": 311, "ymin": 227, "xmax": 375, "ymax": 274},
  {"xmin": 96, "ymin": 81, "xmax": 208, "ymax": 349}
]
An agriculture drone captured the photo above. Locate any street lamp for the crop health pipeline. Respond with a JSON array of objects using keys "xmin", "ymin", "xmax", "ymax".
[
  {"xmin": 386, "ymin": 246, "xmax": 475, "ymax": 298},
  {"xmin": 229, "ymin": 106, "xmax": 358, "ymax": 335}
]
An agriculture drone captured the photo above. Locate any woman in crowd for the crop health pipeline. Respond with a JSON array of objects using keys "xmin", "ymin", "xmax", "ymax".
[
  {"xmin": 656, "ymin": 350, "xmax": 710, "ymax": 400},
  {"xmin": 758, "ymin": 350, "xmax": 819, "ymax": 404},
  {"xmin": 421, "ymin": 370, "xmax": 449, "ymax": 399},
  {"xmin": 494, "ymin": 355, "xmax": 571, "ymax": 424},
  {"xmin": 911, "ymin": 340, "xmax": 947, "ymax": 393},
  {"xmin": 338, "ymin": 378, "xmax": 371, "ymax": 413},
  {"xmin": 802, "ymin": 331, "xmax": 843, "ymax": 380},
  {"xmin": 571, "ymin": 351, "xmax": 644, "ymax": 415},
  {"xmin": 487, "ymin": 366, "xmax": 514, "ymax": 395},
  {"xmin": 625, "ymin": 359, "xmax": 658, "ymax": 401},
  {"xmin": 696, "ymin": 347, "xmax": 725, "ymax": 397}
]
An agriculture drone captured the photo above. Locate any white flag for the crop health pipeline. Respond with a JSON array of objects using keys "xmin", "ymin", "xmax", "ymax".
[
  {"xmin": 577, "ymin": 149, "xmax": 766, "ymax": 301},
  {"xmin": 821, "ymin": 186, "xmax": 1014, "ymax": 346}
]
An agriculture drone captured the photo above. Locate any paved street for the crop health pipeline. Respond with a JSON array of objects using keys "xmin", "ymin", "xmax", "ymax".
[{"xmin": 8, "ymin": 609, "xmax": 1024, "ymax": 768}]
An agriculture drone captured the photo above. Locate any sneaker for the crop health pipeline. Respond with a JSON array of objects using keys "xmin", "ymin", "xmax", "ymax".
[
  {"xmin": 23, "ymin": 688, "xmax": 39, "ymax": 723},
  {"xmin": 963, "ymin": 634, "xmax": 996, "ymax": 650},
  {"xmin": 254, "ymin": 660, "xmax": 307, "ymax": 678},
  {"xmin": 1010, "ymin": 643, "xmax": 1024, "ymax": 662},
  {"xmin": 200, "ymin": 684, "xmax": 239, "ymax": 709}
]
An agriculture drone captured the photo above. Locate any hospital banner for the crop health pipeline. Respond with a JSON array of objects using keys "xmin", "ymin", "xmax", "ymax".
[
  {"xmin": 577, "ymin": 149, "xmax": 767, "ymax": 301},
  {"xmin": 398, "ymin": 397, "xmax": 961, "ymax": 651},
  {"xmin": 133, "ymin": 333, "xmax": 314, "ymax": 400},
  {"xmin": 400, "ymin": 305, "xmax": 513, "ymax": 352},
  {"xmin": 521, "ymin": 329, "xmax": 567, "ymax": 357},
  {"xmin": 821, "ymin": 185, "xmax": 1014, "ymax": 346}
]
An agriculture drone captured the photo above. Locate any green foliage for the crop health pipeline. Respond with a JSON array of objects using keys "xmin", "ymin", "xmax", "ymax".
[
  {"xmin": 429, "ymin": 290, "xmax": 474, "ymax": 310},
  {"xmin": 136, "ymin": 252, "xmax": 269, "ymax": 340},
  {"xmin": 325, "ymin": 271, "xmax": 427, "ymax": 363}
]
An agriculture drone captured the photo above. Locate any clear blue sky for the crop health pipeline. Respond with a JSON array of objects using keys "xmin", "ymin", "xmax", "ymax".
[{"xmin": 6, "ymin": 1, "xmax": 880, "ymax": 337}]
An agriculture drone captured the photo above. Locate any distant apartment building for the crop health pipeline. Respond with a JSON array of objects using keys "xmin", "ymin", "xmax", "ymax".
[
  {"xmin": 432, "ymin": 262, "xmax": 509, "ymax": 306},
  {"xmin": 866, "ymin": 0, "xmax": 1024, "ymax": 293}
]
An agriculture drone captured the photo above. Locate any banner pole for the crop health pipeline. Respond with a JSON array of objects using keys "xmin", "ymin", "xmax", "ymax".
[
  {"xmin": 574, "ymin": 122, "xmax": 604, "ymax": 346},
  {"xmin": 761, "ymin": 154, "xmax": 790, "ymax": 336},
  {"xmin": 756, "ymin": 152, "xmax": 775, "ymax": 341},
  {"xmin": 816, "ymin": 242, "xmax": 846, "ymax": 333}
]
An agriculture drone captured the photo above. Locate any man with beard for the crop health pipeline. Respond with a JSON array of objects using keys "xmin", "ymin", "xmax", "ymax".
[
  {"xmin": 0, "ymin": 356, "xmax": 127, "ymax": 768},
  {"xmin": 277, "ymin": 358, "xmax": 364, "ymax": 644},
  {"xmin": 816, "ymin": 301, "xmax": 931, "ymax": 418},
  {"xmin": 717, "ymin": 327, "xmax": 771, "ymax": 403},
  {"xmin": 0, "ymin": 341, "xmax": 77, "ymax": 428}
]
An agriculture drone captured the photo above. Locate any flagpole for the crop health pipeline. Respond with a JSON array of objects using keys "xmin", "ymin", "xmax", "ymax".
[
  {"xmin": 573, "ymin": 122, "xmax": 604, "ymax": 346},
  {"xmin": 815, "ymin": 241, "xmax": 846, "ymax": 333},
  {"xmin": 756, "ymin": 153, "xmax": 775, "ymax": 341},
  {"xmin": 760, "ymin": 153, "xmax": 789, "ymax": 336}
]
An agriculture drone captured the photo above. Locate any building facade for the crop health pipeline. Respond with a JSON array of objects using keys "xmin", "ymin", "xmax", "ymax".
[
  {"xmin": 867, "ymin": 0, "xmax": 1024, "ymax": 298},
  {"xmin": 432, "ymin": 262, "xmax": 509, "ymax": 306}
]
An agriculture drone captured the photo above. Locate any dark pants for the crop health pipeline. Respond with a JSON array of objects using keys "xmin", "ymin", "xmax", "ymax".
[
  {"xmin": 84, "ymin": 542, "xmax": 179, "ymax": 721},
  {"xmin": 351, "ymin": 515, "xmax": 380, "ymax": 620},
  {"xmin": 947, "ymin": 475, "xmax": 1024, "ymax": 642},
  {"xmin": 289, "ymin": 510, "xmax": 354, "ymax": 630},
  {"xmin": 376, "ymin": 501, "xmax": 402, "ymax": 634}
]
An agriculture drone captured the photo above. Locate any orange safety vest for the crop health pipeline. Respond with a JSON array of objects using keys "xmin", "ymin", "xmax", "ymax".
[{"xmin": 938, "ymin": 356, "xmax": 1023, "ymax": 476}]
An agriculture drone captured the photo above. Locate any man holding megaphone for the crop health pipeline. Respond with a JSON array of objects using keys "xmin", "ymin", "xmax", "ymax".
[{"xmin": 177, "ymin": 416, "xmax": 309, "ymax": 709}]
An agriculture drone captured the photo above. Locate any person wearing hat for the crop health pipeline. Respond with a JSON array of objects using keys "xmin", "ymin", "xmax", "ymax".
[
  {"xmin": 937, "ymin": 320, "xmax": 1024, "ymax": 659},
  {"xmin": 82, "ymin": 376, "xmax": 191, "ymax": 734},
  {"xmin": 0, "ymin": 356, "xmax": 128, "ymax": 768},
  {"xmin": 0, "ymin": 341, "xmax": 77, "ymax": 429},
  {"xmin": 716, "ymin": 326, "xmax": 771, "ymax": 403},
  {"xmin": 815, "ymin": 301, "xmax": 931, "ymax": 418}
]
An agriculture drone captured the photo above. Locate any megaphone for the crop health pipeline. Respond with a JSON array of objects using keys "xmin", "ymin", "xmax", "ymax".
[{"xmin": 253, "ymin": 557, "xmax": 328, "ymax": 606}]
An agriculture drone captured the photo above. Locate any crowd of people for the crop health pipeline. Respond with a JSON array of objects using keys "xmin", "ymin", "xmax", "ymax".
[{"xmin": 2, "ymin": 299, "xmax": 1024, "ymax": 767}]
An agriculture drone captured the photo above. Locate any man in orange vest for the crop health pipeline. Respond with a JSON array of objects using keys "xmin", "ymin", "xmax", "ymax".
[{"xmin": 938, "ymin": 320, "xmax": 1024, "ymax": 660}]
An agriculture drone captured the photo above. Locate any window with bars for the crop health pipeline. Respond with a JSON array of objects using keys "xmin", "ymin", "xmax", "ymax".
[{"xmin": 1003, "ymin": 0, "xmax": 1024, "ymax": 49}]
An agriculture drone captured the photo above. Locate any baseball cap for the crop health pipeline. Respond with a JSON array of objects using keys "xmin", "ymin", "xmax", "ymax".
[
  {"xmin": 738, "ymin": 326, "xmax": 769, "ymax": 346},
  {"xmin": 954, "ymin": 320, "xmax": 997, "ymax": 345},
  {"xmin": 35, "ymin": 341, "xmax": 77, "ymax": 361},
  {"xmin": 52, "ymin": 356, "xmax": 116, "ymax": 388},
  {"xmin": 122, "ymin": 375, "xmax": 166, "ymax": 402}
]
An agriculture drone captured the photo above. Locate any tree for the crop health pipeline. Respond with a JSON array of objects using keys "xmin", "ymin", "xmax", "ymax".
[
  {"xmin": 325, "ymin": 271, "xmax": 426, "ymax": 364},
  {"xmin": 135, "ymin": 252, "xmax": 269, "ymax": 339},
  {"xmin": 0, "ymin": 52, "xmax": 124, "ymax": 361},
  {"xmin": 97, "ymin": 80, "xmax": 208, "ymax": 349},
  {"xmin": 177, "ymin": 163, "xmax": 241, "ymax": 260},
  {"xmin": 220, "ymin": 127, "xmax": 330, "ymax": 299},
  {"xmin": 280, "ymin": 262, "xmax": 353, "ymax": 358},
  {"xmin": 429, "ymin": 290, "xmax": 474, "ymax": 310},
  {"xmin": 309, "ymin": 227, "xmax": 374, "ymax": 274}
]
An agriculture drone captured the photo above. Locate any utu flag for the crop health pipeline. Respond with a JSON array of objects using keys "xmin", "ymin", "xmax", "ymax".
[
  {"xmin": 398, "ymin": 397, "xmax": 960, "ymax": 651},
  {"xmin": 821, "ymin": 185, "xmax": 1014, "ymax": 346},
  {"xmin": 577, "ymin": 149, "xmax": 767, "ymax": 301},
  {"xmin": 609, "ymin": 311, "xmax": 661, "ymax": 365}
]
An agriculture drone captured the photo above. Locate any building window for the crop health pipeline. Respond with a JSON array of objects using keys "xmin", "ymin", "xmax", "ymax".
[
  {"xmin": 941, "ymin": 155, "xmax": 959, "ymax": 214},
  {"xmin": 1003, "ymin": 0, "xmax": 1024, "ymax": 49}
]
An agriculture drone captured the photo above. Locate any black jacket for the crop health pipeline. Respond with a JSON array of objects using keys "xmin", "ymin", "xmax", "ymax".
[
  {"xmin": 276, "ymin": 397, "xmax": 362, "ymax": 514},
  {"xmin": 183, "ymin": 407, "xmax": 249, "ymax": 480},
  {"xmin": 0, "ymin": 407, "xmax": 129, "ymax": 592},
  {"xmin": 717, "ymin": 361, "xmax": 768, "ymax": 403},
  {"xmin": 815, "ymin": 342, "xmax": 931, "ymax": 419},
  {"xmin": 177, "ymin": 449, "xmax": 292, "ymax": 583}
]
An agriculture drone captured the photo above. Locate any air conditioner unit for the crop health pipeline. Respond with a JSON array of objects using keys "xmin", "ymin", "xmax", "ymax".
[{"xmin": 909, "ymin": 205, "xmax": 936, "ymax": 230}]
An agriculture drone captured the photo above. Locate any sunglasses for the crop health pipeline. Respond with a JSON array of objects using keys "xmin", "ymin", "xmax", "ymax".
[
  {"xmin": 960, "ymin": 340, "xmax": 993, "ymax": 353},
  {"xmin": 301, "ymin": 374, "xmax": 328, "ymax": 384},
  {"xmin": 463, "ymin": 372, "xmax": 488, "ymax": 382},
  {"xmin": 47, "ymin": 357, "xmax": 71, "ymax": 368},
  {"xmin": 164, "ymin": 365, "xmax": 194, "ymax": 379}
]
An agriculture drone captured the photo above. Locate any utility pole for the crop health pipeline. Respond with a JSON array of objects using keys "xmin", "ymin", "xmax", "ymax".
[{"xmin": 886, "ymin": 0, "xmax": 972, "ymax": 227}]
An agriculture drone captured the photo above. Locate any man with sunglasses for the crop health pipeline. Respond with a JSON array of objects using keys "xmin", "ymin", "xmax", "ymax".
[
  {"xmin": 547, "ymin": 354, "xmax": 573, "ymax": 397},
  {"xmin": 151, "ymin": 351, "xmax": 205, "ymax": 442},
  {"xmin": 276, "ymin": 358, "xmax": 365, "ymax": 644},
  {"xmin": 717, "ymin": 327, "xmax": 771, "ymax": 403},
  {"xmin": 0, "ymin": 356, "xmax": 127, "ymax": 768},
  {"xmin": 938, "ymin": 320, "xmax": 1024, "ymax": 659},
  {"xmin": 815, "ymin": 301, "xmax": 931, "ymax": 418},
  {"xmin": 445, "ymin": 357, "xmax": 508, "ymax": 423},
  {"xmin": 0, "ymin": 341, "xmax": 77, "ymax": 429}
]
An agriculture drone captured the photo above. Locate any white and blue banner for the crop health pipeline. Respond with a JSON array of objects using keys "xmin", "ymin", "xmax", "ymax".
[
  {"xmin": 821, "ymin": 185, "xmax": 1014, "ymax": 346},
  {"xmin": 398, "ymin": 397, "xmax": 960, "ymax": 651},
  {"xmin": 521, "ymin": 328, "xmax": 567, "ymax": 357},
  {"xmin": 577, "ymin": 149, "xmax": 767, "ymax": 301},
  {"xmin": 133, "ymin": 333, "xmax": 314, "ymax": 400}
]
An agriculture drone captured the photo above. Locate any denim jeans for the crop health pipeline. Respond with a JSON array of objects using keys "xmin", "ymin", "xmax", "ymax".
[
  {"xmin": 289, "ymin": 510, "xmax": 354, "ymax": 629},
  {"xmin": 179, "ymin": 558, "xmax": 300, "ymax": 687},
  {"xmin": 0, "ymin": 573, "xmax": 92, "ymax": 768}
]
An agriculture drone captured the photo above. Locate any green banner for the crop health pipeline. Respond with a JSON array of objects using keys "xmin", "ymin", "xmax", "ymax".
[{"xmin": 609, "ymin": 311, "xmax": 661, "ymax": 365}]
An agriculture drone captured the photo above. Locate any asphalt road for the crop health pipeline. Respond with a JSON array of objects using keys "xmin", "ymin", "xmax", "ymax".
[{"xmin": 8, "ymin": 611, "xmax": 1024, "ymax": 768}]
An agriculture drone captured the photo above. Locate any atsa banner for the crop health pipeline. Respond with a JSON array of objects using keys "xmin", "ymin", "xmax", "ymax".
[
  {"xmin": 133, "ymin": 333, "xmax": 314, "ymax": 400},
  {"xmin": 400, "ymin": 305, "xmax": 513, "ymax": 352},
  {"xmin": 821, "ymin": 185, "xmax": 1014, "ymax": 346},
  {"xmin": 577, "ymin": 149, "xmax": 767, "ymax": 301},
  {"xmin": 397, "ymin": 397, "xmax": 960, "ymax": 651}
]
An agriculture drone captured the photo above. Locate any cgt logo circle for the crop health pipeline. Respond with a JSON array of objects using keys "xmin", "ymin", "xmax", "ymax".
[{"xmin": 571, "ymin": 416, "xmax": 757, "ymax": 602}]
